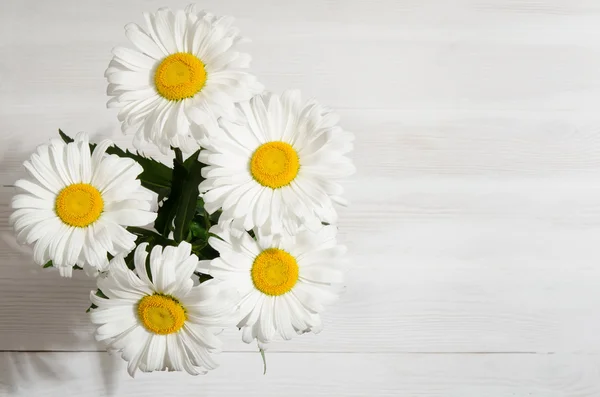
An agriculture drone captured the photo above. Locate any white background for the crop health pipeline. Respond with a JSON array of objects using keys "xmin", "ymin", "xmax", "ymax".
[{"xmin": 2, "ymin": 0, "xmax": 600, "ymax": 396}]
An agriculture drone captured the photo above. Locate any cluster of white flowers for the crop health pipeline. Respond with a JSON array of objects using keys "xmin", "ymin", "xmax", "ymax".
[{"xmin": 10, "ymin": 5, "xmax": 354, "ymax": 377}]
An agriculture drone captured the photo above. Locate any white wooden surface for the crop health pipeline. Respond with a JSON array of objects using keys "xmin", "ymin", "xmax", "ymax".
[{"xmin": 2, "ymin": 0, "xmax": 600, "ymax": 395}]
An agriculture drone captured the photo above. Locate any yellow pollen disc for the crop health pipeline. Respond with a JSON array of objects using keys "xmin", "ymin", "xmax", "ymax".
[
  {"xmin": 251, "ymin": 248, "xmax": 299, "ymax": 296},
  {"xmin": 250, "ymin": 141, "xmax": 300, "ymax": 188},
  {"xmin": 55, "ymin": 183, "xmax": 104, "ymax": 227},
  {"xmin": 154, "ymin": 52, "xmax": 207, "ymax": 101},
  {"xmin": 137, "ymin": 294, "xmax": 186, "ymax": 335}
]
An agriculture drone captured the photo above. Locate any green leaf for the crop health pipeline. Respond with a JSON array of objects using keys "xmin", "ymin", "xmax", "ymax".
[
  {"xmin": 173, "ymin": 152, "xmax": 204, "ymax": 242},
  {"xmin": 155, "ymin": 150, "xmax": 203, "ymax": 242},
  {"xmin": 189, "ymin": 220, "xmax": 204, "ymax": 239},
  {"xmin": 189, "ymin": 220, "xmax": 210, "ymax": 254},
  {"xmin": 126, "ymin": 228, "xmax": 179, "ymax": 271},
  {"xmin": 195, "ymin": 241, "xmax": 219, "ymax": 260},
  {"xmin": 104, "ymin": 146, "xmax": 172, "ymax": 201},
  {"xmin": 154, "ymin": 155, "xmax": 188, "ymax": 237},
  {"xmin": 174, "ymin": 147, "xmax": 184, "ymax": 163},
  {"xmin": 58, "ymin": 129, "xmax": 74, "ymax": 143},
  {"xmin": 209, "ymin": 211, "xmax": 220, "ymax": 224},
  {"xmin": 43, "ymin": 260, "xmax": 82, "ymax": 271},
  {"xmin": 195, "ymin": 198, "xmax": 205, "ymax": 213},
  {"xmin": 86, "ymin": 289, "xmax": 108, "ymax": 313},
  {"xmin": 127, "ymin": 227, "xmax": 178, "ymax": 247},
  {"xmin": 189, "ymin": 202, "xmax": 222, "ymax": 260},
  {"xmin": 58, "ymin": 129, "xmax": 172, "ymax": 200},
  {"xmin": 195, "ymin": 272, "xmax": 213, "ymax": 283},
  {"xmin": 183, "ymin": 149, "xmax": 198, "ymax": 169},
  {"xmin": 196, "ymin": 197, "xmax": 221, "ymax": 224},
  {"xmin": 144, "ymin": 247, "xmax": 153, "ymax": 283},
  {"xmin": 123, "ymin": 249, "xmax": 136, "ymax": 271}
]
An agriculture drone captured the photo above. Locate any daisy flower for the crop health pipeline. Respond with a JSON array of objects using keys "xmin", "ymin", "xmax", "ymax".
[
  {"xmin": 105, "ymin": 4, "xmax": 263, "ymax": 153},
  {"xmin": 201, "ymin": 224, "xmax": 345, "ymax": 347},
  {"xmin": 10, "ymin": 133, "xmax": 157, "ymax": 276},
  {"xmin": 199, "ymin": 90, "xmax": 355, "ymax": 236},
  {"xmin": 90, "ymin": 242, "xmax": 233, "ymax": 376}
]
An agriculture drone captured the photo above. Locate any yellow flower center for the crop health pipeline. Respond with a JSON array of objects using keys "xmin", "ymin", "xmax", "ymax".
[
  {"xmin": 154, "ymin": 52, "xmax": 207, "ymax": 101},
  {"xmin": 55, "ymin": 183, "xmax": 104, "ymax": 227},
  {"xmin": 251, "ymin": 248, "xmax": 299, "ymax": 296},
  {"xmin": 250, "ymin": 142, "xmax": 300, "ymax": 188},
  {"xmin": 137, "ymin": 294, "xmax": 186, "ymax": 335}
]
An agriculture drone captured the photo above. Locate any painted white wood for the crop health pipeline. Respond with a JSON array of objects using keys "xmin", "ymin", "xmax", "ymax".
[
  {"xmin": 3, "ymin": 352, "xmax": 600, "ymax": 397},
  {"xmin": 3, "ymin": 0, "xmax": 600, "ymax": 394},
  {"xmin": 4, "ymin": 176, "xmax": 600, "ymax": 354}
]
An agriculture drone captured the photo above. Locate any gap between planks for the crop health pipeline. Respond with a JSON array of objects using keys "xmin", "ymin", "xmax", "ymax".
[{"xmin": 0, "ymin": 350, "xmax": 562, "ymax": 355}]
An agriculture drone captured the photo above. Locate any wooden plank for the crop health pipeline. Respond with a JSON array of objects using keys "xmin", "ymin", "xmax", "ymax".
[
  {"xmin": 3, "ymin": 38, "xmax": 600, "ymax": 112},
  {"xmin": 5, "ymin": 0, "xmax": 600, "ymax": 395},
  {"xmin": 3, "ymin": 1, "xmax": 600, "ymax": 112},
  {"xmin": 3, "ymin": 352, "xmax": 600, "ymax": 397},
  {"xmin": 4, "ymin": 110, "xmax": 600, "ymax": 179},
  {"xmin": 1, "ymin": 0, "xmax": 600, "ymax": 373},
  {"xmin": 3, "ymin": 173, "xmax": 600, "ymax": 353}
]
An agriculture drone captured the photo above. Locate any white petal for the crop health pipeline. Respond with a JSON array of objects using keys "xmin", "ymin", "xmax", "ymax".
[
  {"xmin": 253, "ymin": 188, "xmax": 272, "ymax": 228},
  {"xmin": 11, "ymin": 194, "xmax": 53, "ymax": 210},
  {"xmin": 300, "ymin": 266, "xmax": 344, "ymax": 284},
  {"xmin": 274, "ymin": 296, "xmax": 295, "ymax": 340},
  {"xmin": 107, "ymin": 70, "xmax": 152, "ymax": 87},
  {"xmin": 91, "ymin": 140, "xmax": 112, "ymax": 170},
  {"xmin": 154, "ymin": 9, "xmax": 177, "ymax": 54},
  {"xmin": 257, "ymin": 297, "xmax": 275, "ymax": 343},
  {"xmin": 65, "ymin": 141, "xmax": 82, "ymax": 182},
  {"xmin": 133, "ymin": 242, "xmax": 152, "ymax": 286},
  {"xmin": 144, "ymin": 335, "xmax": 167, "ymax": 372},
  {"xmin": 127, "ymin": 331, "xmax": 153, "ymax": 377},
  {"xmin": 14, "ymin": 179, "xmax": 55, "ymax": 201},
  {"xmin": 23, "ymin": 159, "xmax": 61, "ymax": 193},
  {"xmin": 125, "ymin": 23, "xmax": 165, "ymax": 60},
  {"xmin": 148, "ymin": 245, "xmax": 166, "ymax": 290},
  {"xmin": 113, "ymin": 46, "xmax": 156, "ymax": 69},
  {"xmin": 173, "ymin": 10, "xmax": 187, "ymax": 53},
  {"xmin": 49, "ymin": 141, "xmax": 73, "ymax": 186},
  {"xmin": 103, "ymin": 209, "xmax": 157, "ymax": 227}
]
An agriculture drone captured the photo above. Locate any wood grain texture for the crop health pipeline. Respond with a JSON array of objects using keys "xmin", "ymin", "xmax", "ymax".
[
  {"xmin": 3, "ymin": 177, "xmax": 600, "ymax": 353},
  {"xmin": 3, "ymin": 0, "xmax": 600, "ymax": 395},
  {"xmin": 3, "ymin": 352, "xmax": 600, "ymax": 397}
]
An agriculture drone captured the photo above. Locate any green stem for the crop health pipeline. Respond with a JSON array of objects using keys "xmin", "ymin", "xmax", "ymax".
[
  {"xmin": 174, "ymin": 147, "xmax": 183, "ymax": 163},
  {"xmin": 260, "ymin": 349, "xmax": 267, "ymax": 375}
]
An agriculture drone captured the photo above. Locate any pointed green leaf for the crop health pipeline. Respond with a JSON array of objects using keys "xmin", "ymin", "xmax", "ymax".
[
  {"xmin": 173, "ymin": 155, "xmax": 204, "ymax": 242},
  {"xmin": 103, "ymin": 146, "xmax": 172, "ymax": 200},
  {"xmin": 86, "ymin": 289, "xmax": 108, "ymax": 313},
  {"xmin": 58, "ymin": 129, "xmax": 74, "ymax": 143},
  {"xmin": 58, "ymin": 130, "xmax": 172, "ymax": 200},
  {"xmin": 194, "ymin": 272, "xmax": 213, "ymax": 283},
  {"xmin": 196, "ymin": 197, "xmax": 221, "ymax": 224},
  {"xmin": 155, "ymin": 150, "xmax": 203, "ymax": 242},
  {"xmin": 127, "ymin": 226, "xmax": 178, "ymax": 247},
  {"xmin": 196, "ymin": 242, "xmax": 219, "ymax": 260},
  {"xmin": 154, "ymin": 155, "xmax": 188, "ymax": 238}
]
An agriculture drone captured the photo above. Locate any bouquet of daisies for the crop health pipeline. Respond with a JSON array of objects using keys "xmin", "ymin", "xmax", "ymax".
[{"xmin": 9, "ymin": 5, "xmax": 354, "ymax": 377}]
